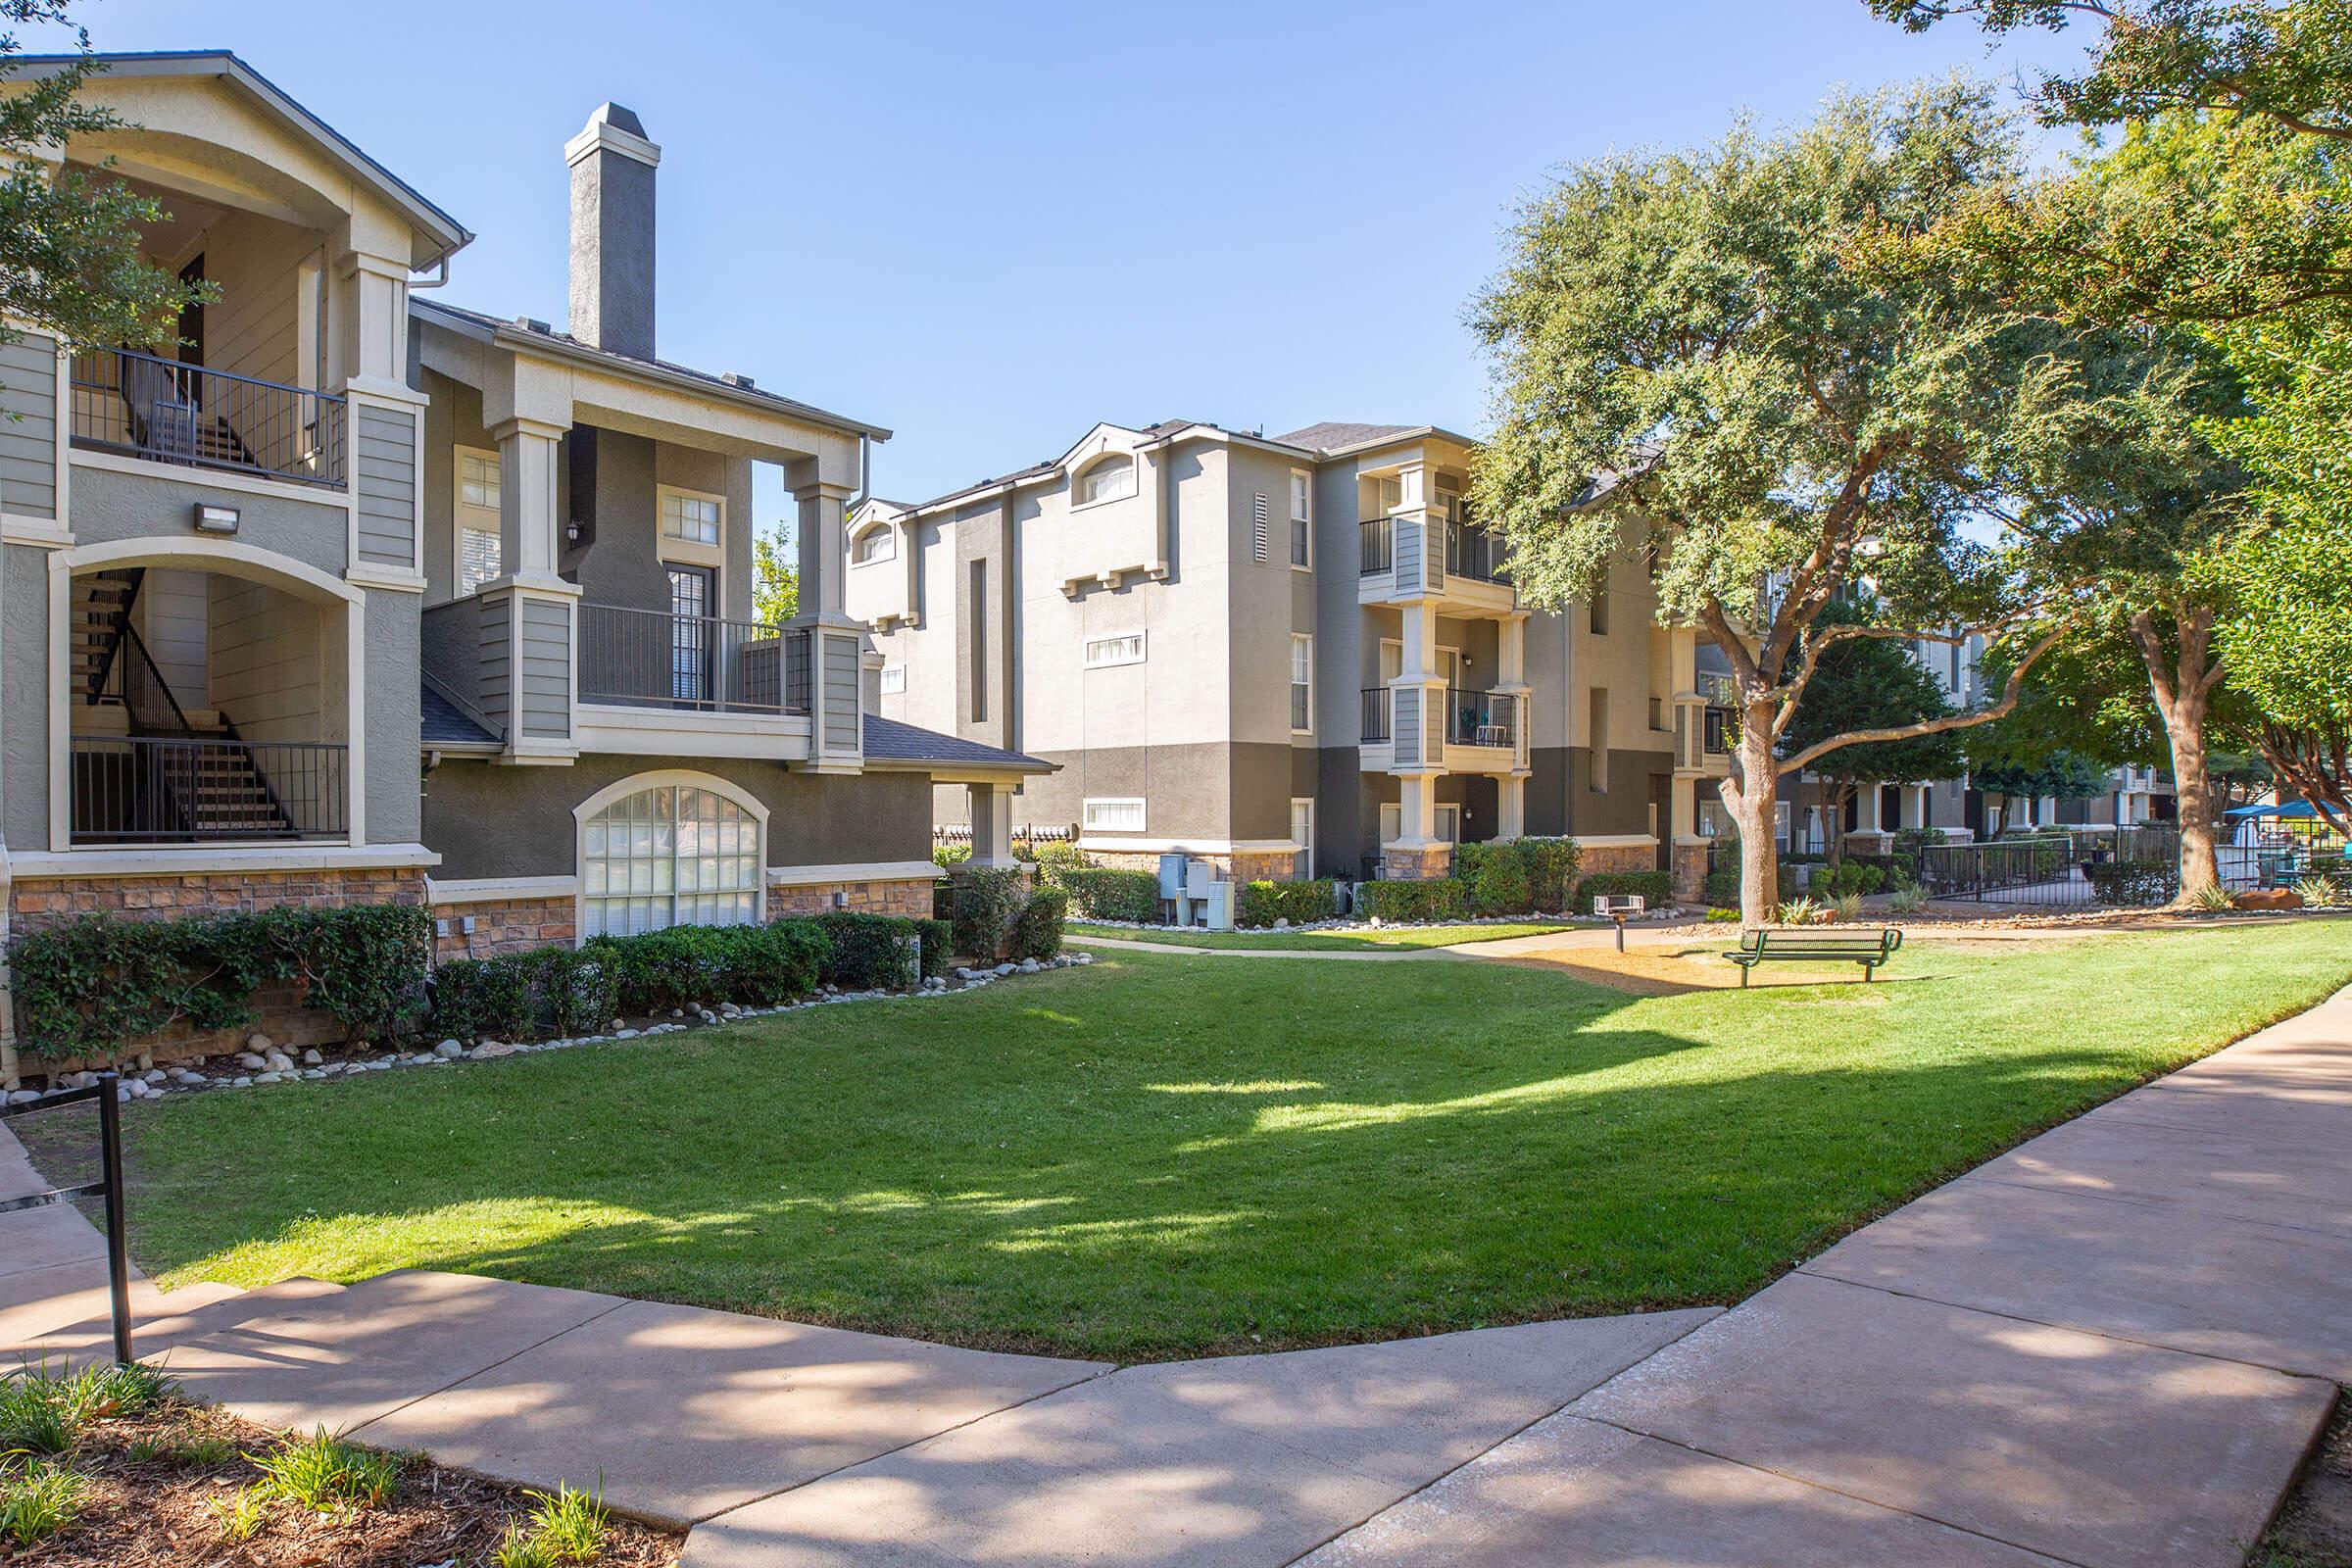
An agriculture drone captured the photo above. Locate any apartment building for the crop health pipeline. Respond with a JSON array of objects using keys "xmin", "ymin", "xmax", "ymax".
[
  {"xmin": 0, "ymin": 52, "xmax": 1042, "ymax": 1004},
  {"xmin": 851, "ymin": 420, "xmax": 1729, "ymax": 896}
]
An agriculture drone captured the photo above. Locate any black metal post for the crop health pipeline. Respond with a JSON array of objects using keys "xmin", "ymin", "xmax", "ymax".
[{"xmin": 95, "ymin": 1071, "xmax": 133, "ymax": 1365}]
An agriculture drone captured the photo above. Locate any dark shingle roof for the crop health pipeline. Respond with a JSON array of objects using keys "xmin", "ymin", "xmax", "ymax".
[
  {"xmin": 1272, "ymin": 421, "xmax": 1423, "ymax": 454},
  {"xmin": 862, "ymin": 714, "xmax": 1051, "ymax": 773},
  {"xmin": 420, "ymin": 684, "xmax": 500, "ymax": 748}
]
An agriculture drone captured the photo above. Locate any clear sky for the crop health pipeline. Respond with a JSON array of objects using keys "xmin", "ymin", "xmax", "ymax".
[{"xmin": 40, "ymin": 0, "xmax": 2088, "ymax": 536}]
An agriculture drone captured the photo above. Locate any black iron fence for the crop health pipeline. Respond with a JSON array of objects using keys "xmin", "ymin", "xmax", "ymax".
[
  {"xmin": 1444, "ymin": 521, "xmax": 1508, "ymax": 584},
  {"xmin": 1358, "ymin": 517, "xmax": 1394, "ymax": 574},
  {"xmin": 1360, "ymin": 687, "xmax": 1392, "ymax": 744},
  {"xmin": 71, "ymin": 736, "xmax": 346, "ymax": 843},
  {"xmin": 1446, "ymin": 688, "xmax": 1521, "ymax": 749},
  {"xmin": 0, "ymin": 1075, "xmax": 133, "ymax": 1363},
  {"xmin": 70, "ymin": 348, "xmax": 345, "ymax": 488},
  {"xmin": 579, "ymin": 604, "xmax": 812, "ymax": 715}
]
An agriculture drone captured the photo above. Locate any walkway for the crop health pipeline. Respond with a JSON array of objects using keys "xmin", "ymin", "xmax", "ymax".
[{"xmin": 4, "ymin": 984, "xmax": 2347, "ymax": 1566}]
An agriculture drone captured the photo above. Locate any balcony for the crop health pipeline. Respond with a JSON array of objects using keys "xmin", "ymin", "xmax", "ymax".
[
  {"xmin": 1446, "ymin": 689, "xmax": 1521, "ymax": 750},
  {"xmin": 579, "ymin": 604, "xmax": 811, "ymax": 716},
  {"xmin": 70, "ymin": 349, "xmax": 346, "ymax": 489},
  {"xmin": 1360, "ymin": 687, "xmax": 1392, "ymax": 744},
  {"xmin": 1357, "ymin": 513, "xmax": 1514, "ymax": 613}
]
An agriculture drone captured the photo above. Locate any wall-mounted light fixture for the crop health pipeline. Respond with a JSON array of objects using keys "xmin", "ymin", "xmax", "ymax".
[{"xmin": 192, "ymin": 503, "xmax": 239, "ymax": 535}]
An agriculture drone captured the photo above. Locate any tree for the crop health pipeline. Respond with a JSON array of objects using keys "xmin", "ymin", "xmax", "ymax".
[
  {"xmin": 1469, "ymin": 81, "xmax": 2071, "ymax": 928},
  {"xmin": 1, "ymin": 3, "xmax": 209, "ymax": 362},
  {"xmin": 1967, "ymin": 746, "xmax": 2116, "ymax": 837},
  {"xmin": 1777, "ymin": 607, "xmax": 1966, "ymax": 863},
  {"xmin": 753, "ymin": 524, "xmax": 799, "ymax": 626}
]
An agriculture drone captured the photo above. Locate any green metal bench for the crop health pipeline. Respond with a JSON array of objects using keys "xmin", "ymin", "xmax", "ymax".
[{"xmin": 1727, "ymin": 927, "xmax": 1903, "ymax": 987}]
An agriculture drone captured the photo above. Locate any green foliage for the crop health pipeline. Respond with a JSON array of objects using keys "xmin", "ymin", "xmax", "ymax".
[
  {"xmin": 1516, "ymin": 837, "xmax": 1584, "ymax": 911},
  {"xmin": 1049, "ymin": 866, "xmax": 1161, "ymax": 923},
  {"xmin": 1354, "ymin": 878, "xmax": 1469, "ymax": 923},
  {"xmin": 247, "ymin": 1427, "xmax": 401, "ymax": 1511},
  {"xmin": 0, "ymin": 1455, "xmax": 84, "ymax": 1547},
  {"xmin": 951, "ymin": 866, "xmax": 1033, "ymax": 960},
  {"xmin": 932, "ymin": 841, "xmax": 971, "ymax": 869},
  {"xmin": 2086, "ymin": 859, "xmax": 2179, "ymax": 906},
  {"xmin": 1778, "ymin": 895, "xmax": 1821, "ymax": 926},
  {"xmin": 1780, "ymin": 604, "xmax": 1967, "ymax": 787},
  {"xmin": 916, "ymin": 917, "xmax": 954, "ymax": 980},
  {"xmin": 1009, "ymin": 890, "xmax": 1067, "ymax": 961},
  {"xmin": 752, "ymin": 524, "xmax": 799, "ymax": 626},
  {"xmin": 570, "ymin": 921, "xmax": 829, "ymax": 1020},
  {"xmin": 1813, "ymin": 861, "xmax": 1887, "ymax": 900},
  {"xmin": 1236, "ymin": 879, "xmax": 1338, "ymax": 928},
  {"xmin": 514, "ymin": 1481, "xmax": 610, "ymax": 1565},
  {"xmin": 494, "ymin": 1527, "xmax": 562, "ymax": 1568},
  {"xmin": 9, "ymin": 906, "xmax": 431, "ymax": 1060},
  {"xmin": 1704, "ymin": 906, "xmax": 1743, "ymax": 923},
  {"xmin": 1450, "ymin": 841, "xmax": 1533, "ymax": 917},
  {"xmin": 1031, "ymin": 839, "xmax": 1088, "ymax": 876},
  {"xmin": 0, "ymin": 1367, "xmax": 75, "ymax": 1455},
  {"xmin": 1889, "ymin": 883, "xmax": 1932, "ymax": 915},
  {"xmin": 1576, "ymin": 871, "xmax": 1673, "ymax": 909},
  {"xmin": 1969, "ymin": 746, "xmax": 2116, "ymax": 829},
  {"xmin": 209, "ymin": 1485, "xmax": 270, "ymax": 1543},
  {"xmin": 815, "ymin": 911, "xmax": 923, "ymax": 990}
]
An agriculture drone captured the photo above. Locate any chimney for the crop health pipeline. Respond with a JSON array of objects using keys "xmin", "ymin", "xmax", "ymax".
[{"xmin": 564, "ymin": 102, "xmax": 661, "ymax": 360}]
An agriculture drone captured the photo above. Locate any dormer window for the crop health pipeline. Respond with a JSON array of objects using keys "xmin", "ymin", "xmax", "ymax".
[
  {"xmin": 852, "ymin": 524, "xmax": 895, "ymax": 564},
  {"xmin": 1075, "ymin": 455, "xmax": 1136, "ymax": 507}
]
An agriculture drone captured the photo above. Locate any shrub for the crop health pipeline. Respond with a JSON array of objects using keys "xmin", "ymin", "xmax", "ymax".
[
  {"xmin": 576, "ymin": 921, "xmax": 830, "ymax": 1020},
  {"xmin": 1451, "ymin": 842, "xmax": 1533, "ymax": 916},
  {"xmin": 1813, "ymin": 861, "xmax": 1886, "ymax": 900},
  {"xmin": 540, "ymin": 947, "xmax": 621, "ymax": 1036},
  {"xmin": 1010, "ymin": 889, "xmax": 1067, "ymax": 959},
  {"xmin": 932, "ymin": 841, "xmax": 971, "ymax": 869},
  {"xmin": 1703, "ymin": 906, "xmax": 1742, "ymax": 922},
  {"xmin": 10, "ymin": 905, "xmax": 432, "ymax": 1060},
  {"xmin": 1576, "ymin": 871, "xmax": 1673, "ymax": 909},
  {"xmin": 951, "ymin": 865, "xmax": 1031, "ymax": 960},
  {"xmin": 815, "ymin": 912, "xmax": 922, "ymax": 990},
  {"xmin": 1888, "ymin": 883, "xmax": 1929, "ymax": 915},
  {"xmin": 1778, "ymin": 895, "xmax": 1820, "ymax": 926},
  {"xmin": 1702, "ymin": 860, "xmax": 1741, "ymax": 907},
  {"xmin": 587, "ymin": 929, "xmax": 707, "ymax": 1015},
  {"xmin": 2085, "ymin": 859, "xmax": 2175, "ymax": 907},
  {"xmin": 1236, "ymin": 879, "xmax": 1337, "ymax": 927},
  {"xmin": 2294, "ymin": 874, "xmax": 2342, "ymax": 909},
  {"xmin": 0, "ymin": 1457, "xmax": 85, "ymax": 1547},
  {"xmin": 1031, "ymin": 839, "xmax": 1088, "ymax": 877},
  {"xmin": 1516, "ymin": 837, "xmax": 1583, "ymax": 911},
  {"xmin": 249, "ymin": 1427, "xmax": 401, "ymax": 1510},
  {"xmin": 1355, "ymin": 878, "xmax": 1469, "ymax": 923},
  {"xmin": 1892, "ymin": 826, "xmax": 1948, "ymax": 857},
  {"xmin": 916, "ymin": 917, "xmax": 955, "ymax": 979},
  {"xmin": 431, "ymin": 955, "xmax": 533, "ymax": 1041},
  {"xmin": 1052, "ymin": 866, "xmax": 1161, "ymax": 923}
]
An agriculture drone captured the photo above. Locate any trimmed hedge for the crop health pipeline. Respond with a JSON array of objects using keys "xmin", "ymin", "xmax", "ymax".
[
  {"xmin": 814, "ymin": 911, "xmax": 924, "ymax": 990},
  {"xmin": 1516, "ymin": 837, "xmax": 1583, "ymax": 911},
  {"xmin": 1813, "ymin": 860, "xmax": 1886, "ymax": 900},
  {"xmin": 917, "ymin": 917, "xmax": 954, "ymax": 980},
  {"xmin": 1010, "ymin": 888, "xmax": 1067, "ymax": 960},
  {"xmin": 950, "ymin": 865, "xmax": 1030, "ymax": 961},
  {"xmin": 582, "ymin": 919, "xmax": 832, "ymax": 1018},
  {"xmin": 1575, "ymin": 871, "xmax": 1673, "ymax": 908},
  {"xmin": 433, "ymin": 944, "xmax": 622, "ymax": 1042},
  {"xmin": 10, "ymin": 905, "xmax": 433, "ymax": 1061},
  {"xmin": 1356, "ymin": 878, "xmax": 1469, "ymax": 923},
  {"xmin": 1237, "ymin": 879, "xmax": 1338, "ymax": 928},
  {"xmin": 1451, "ymin": 842, "xmax": 1533, "ymax": 917},
  {"xmin": 1051, "ymin": 866, "xmax": 1161, "ymax": 923},
  {"xmin": 2086, "ymin": 859, "xmax": 2176, "ymax": 907}
]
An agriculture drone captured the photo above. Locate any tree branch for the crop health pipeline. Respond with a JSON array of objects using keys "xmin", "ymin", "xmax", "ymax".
[{"xmin": 1778, "ymin": 622, "xmax": 2068, "ymax": 773}]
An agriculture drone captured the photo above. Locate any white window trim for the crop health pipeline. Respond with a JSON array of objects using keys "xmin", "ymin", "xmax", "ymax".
[
  {"xmin": 850, "ymin": 519, "xmax": 897, "ymax": 566},
  {"xmin": 1288, "ymin": 468, "xmax": 1312, "ymax": 571},
  {"xmin": 1290, "ymin": 632, "xmax": 1314, "ymax": 735},
  {"xmin": 657, "ymin": 483, "xmax": 727, "ymax": 578},
  {"xmin": 1082, "ymin": 631, "xmax": 1147, "ymax": 669},
  {"xmin": 1070, "ymin": 454, "xmax": 1138, "ymax": 513},
  {"xmin": 878, "ymin": 663, "xmax": 907, "ymax": 695},
  {"xmin": 571, "ymin": 768, "xmax": 769, "ymax": 945},
  {"xmin": 1289, "ymin": 796, "xmax": 1314, "ymax": 878},
  {"xmin": 452, "ymin": 444, "xmax": 502, "ymax": 600},
  {"xmin": 1082, "ymin": 797, "xmax": 1148, "ymax": 833},
  {"xmin": 1435, "ymin": 803, "xmax": 1463, "ymax": 843}
]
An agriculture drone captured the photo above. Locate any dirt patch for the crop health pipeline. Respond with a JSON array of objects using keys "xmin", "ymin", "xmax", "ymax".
[
  {"xmin": 0, "ymin": 1392, "xmax": 680, "ymax": 1568},
  {"xmin": 2262, "ymin": 1389, "xmax": 2352, "ymax": 1566}
]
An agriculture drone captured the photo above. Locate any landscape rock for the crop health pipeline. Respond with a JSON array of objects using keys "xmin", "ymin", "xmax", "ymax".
[
  {"xmin": 235, "ymin": 1053, "xmax": 267, "ymax": 1070},
  {"xmin": 254, "ymin": 1072, "xmax": 282, "ymax": 1085},
  {"xmin": 245, "ymin": 1032, "xmax": 272, "ymax": 1053},
  {"xmin": 2234, "ymin": 887, "xmax": 2304, "ymax": 911},
  {"xmin": 432, "ymin": 1040, "xmax": 465, "ymax": 1059},
  {"xmin": 301, "ymin": 1049, "xmax": 323, "ymax": 1066}
]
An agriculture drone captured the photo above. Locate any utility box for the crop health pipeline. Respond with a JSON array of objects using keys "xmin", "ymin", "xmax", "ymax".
[{"xmin": 1200, "ymin": 879, "xmax": 1235, "ymax": 931}]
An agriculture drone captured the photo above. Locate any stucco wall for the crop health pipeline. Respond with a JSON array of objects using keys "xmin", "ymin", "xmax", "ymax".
[{"xmin": 69, "ymin": 463, "xmax": 348, "ymax": 575}]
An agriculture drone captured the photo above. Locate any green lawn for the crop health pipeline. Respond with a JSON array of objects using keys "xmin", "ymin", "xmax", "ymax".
[
  {"xmin": 1065, "ymin": 919, "xmax": 1583, "ymax": 952},
  {"xmin": 77, "ymin": 924, "xmax": 2352, "ymax": 1361}
]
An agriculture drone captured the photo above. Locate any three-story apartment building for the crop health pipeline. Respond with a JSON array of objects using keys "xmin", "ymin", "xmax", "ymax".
[
  {"xmin": 0, "ymin": 52, "xmax": 1043, "ymax": 1060},
  {"xmin": 852, "ymin": 420, "xmax": 1729, "ymax": 895}
]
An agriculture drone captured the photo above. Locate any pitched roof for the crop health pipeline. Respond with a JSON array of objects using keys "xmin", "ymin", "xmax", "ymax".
[
  {"xmin": 412, "ymin": 298, "xmax": 891, "ymax": 442},
  {"xmin": 862, "ymin": 714, "xmax": 1052, "ymax": 773},
  {"xmin": 420, "ymin": 683, "xmax": 500, "ymax": 749},
  {"xmin": 1272, "ymin": 421, "xmax": 1422, "ymax": 453}
]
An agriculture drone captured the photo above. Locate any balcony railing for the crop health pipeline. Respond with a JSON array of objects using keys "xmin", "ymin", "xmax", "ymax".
[
  {"xmin": 69, "ymin": 348, "xmax": 346, "ymax": 488},
  {"xmin": 1360, "ymin": 687, "xmax": 1392, "ymax": 744},
  {"xmin": 579, "ymin": 603, "xmax": 811, "ymax": 715},
  {"xmin": 71, "ymin": 736, "xmax": 347, "ymax": 843},
  {"xmin": 1359, "ymin": 517, "xmax": 1394, "ymax": 574},
  {"xmin": 1446, "ymin": 689, "xmax": 1521, "ymax": 749},
  {"xmin": 1703, "ymin": 705, "xmax": 1733, "ymax": 756},
  {"xmin": 1443, "ymin": 521, "xmax": 1507, "ymax": 584}
]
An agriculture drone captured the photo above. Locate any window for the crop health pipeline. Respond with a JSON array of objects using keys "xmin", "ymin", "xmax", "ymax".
[
  {"xmin": 1379, "ymin": 802, "xmax": 1401, "ymax": 843},
  {"xmin": 1290, "ymin": 633, "xmax": 1312, "ymax": 731},
  {"xmin": 879, "ymin": 663, "xmax": 906, "ymax": 695},
  {"xmin": 1289, "ymin": 797, "xmax": 1314, "ymax": 879},
  {"xmin": 1434, "ymin": 804, "xmax": 1462, "ymax": 843},
  {"xmin": 667, "ymin": 566, "xmax": 714, "ymax": 703},
  {"xmin": 851, "ymin": 524, "xmax": 895, "ymax": 564},
  {"xmin": 1083, "ymin": 798, "xmax": 1146, "ymax": 833},
  {"xmin": 662, "ymin": 489, "xmax": 723, "ymax": 546},
  {"xmin": 581, "ymin": 782, "xmax": 761, "ymax": 938},
  {"xmin": 1075, "ymin": 455, "xmax": 1135, "ymax": 507},
  {"xmin": 968, "ymin": 560, "xmax": 988, "ymax": 723},
  {"xmin": 1590, "ymin": 589, "xmax": 1610, "ymax": 636},
  {"xmin": 1588, "ymin": 687, "xmax": 1610, "ymax": 791},
  {"xmin": 454, "ymin": 447, "xmax": 502, "ymax": 596},
  {"xmin": 1083, "ymin": 632, "xmax": 1146, "ymax": 669},
  {"xmin": 1289, "ymin": 471, "xmax": 1311, "ymax": 567}
]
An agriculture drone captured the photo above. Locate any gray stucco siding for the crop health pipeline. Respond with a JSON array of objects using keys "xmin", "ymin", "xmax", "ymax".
[
  {"xmin": 69, "ymin": 464, "xmax": 350, "ymax": 576},
  {"xmin": 2, "ymin": 546, "xmax": 54, "ymax": 847},
  {"xmin": 420, "ymin": 597, "xmax": 488, "ymax": 729},
  {"xmin": 0, "ymin": 334, "xmax": 58, "ymax": 520},
  {"xmin": 1015, "ymin": 742, "xmax": 1232, "ymax": 840},
  {"xmin": 421, "ymin": 755, "xmax": 932, "ymax": 882},
  {"xmin": 354, "ymin": 404, "xmax": 417, "ymax": 568}
]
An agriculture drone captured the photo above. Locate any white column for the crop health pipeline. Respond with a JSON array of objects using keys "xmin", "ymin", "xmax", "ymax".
[
  {"xmin": 492, "ymin": 418, "xmax": 568, "ymax": 586},
  {"xmin": 1858, "ymin": 785, "xmax": 1883, "ymax": 835},
  {"xmin": 1496, "ymin": 775, "xmax": 1526, "ymax": 841},
  {"xmin": 793, "ymin": 480, "xmax": 854, "ymax": 623},
  {"xmin": 1396, "ymin": 775, "xmax": 1435, "ymax": 845},
  {"xmin": 969, "ymin": 783, "xmax": 1017, "ymax": 868}
]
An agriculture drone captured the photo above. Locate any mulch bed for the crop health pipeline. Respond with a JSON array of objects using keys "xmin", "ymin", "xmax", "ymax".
[
  {"xmin": 4, "ymin": 1396, "xmax": 680, "ymax": 1568},
  {"xmin": 2263, "ymin": 1390, "xmax": 2352, "ymax": 1567}
]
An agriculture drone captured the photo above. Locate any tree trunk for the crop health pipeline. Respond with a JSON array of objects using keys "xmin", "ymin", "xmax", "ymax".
[
  {"xmin": 2128, "ymin": 607, "xmax": 2223, "ymax": 902},
  {"xmin": 1725, "ymin": 703, "xmax": 1783, "ymax": 931},
  {"xmin": 1990, "ymin": 796, "xmax": 2014, "ymax": 841},
  {"xmin": 2171, "ymin": 713, "xmax": 2221, "ymax": 899},
  {"xmin": 1822, "ymin": 779, "xmax": 1853, "ymax": 866}
]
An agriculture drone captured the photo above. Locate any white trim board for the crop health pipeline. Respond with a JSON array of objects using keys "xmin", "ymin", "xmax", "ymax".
[
  {"xmin": 5, "ymin": 844, "xmax": 438, "ymax": 881},
  {"xmin": 425, "ymin": 874, "xmax": 581, "ymax": 906},
  {"xmin": 764, "ymin": 859, "xmax": 942, "ymax": 887}
]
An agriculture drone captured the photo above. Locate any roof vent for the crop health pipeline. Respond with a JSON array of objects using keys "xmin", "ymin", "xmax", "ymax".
[
  {"xmin": 516, "ymin": 317, "xmax": 551, "ymax": 334},
  {"xmin": 720, "ymin": 371, "xmax": 756, "ymax": 388}
]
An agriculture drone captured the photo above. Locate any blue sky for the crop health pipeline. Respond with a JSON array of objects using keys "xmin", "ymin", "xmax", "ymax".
[{"xmin": 44, "ymin": 1, "xmax": 2087, "ymax": 536}]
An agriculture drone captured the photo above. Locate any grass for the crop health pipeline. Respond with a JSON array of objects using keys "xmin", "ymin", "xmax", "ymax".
[
  {"xmin": 1066, "ymin": 919, "xmax": 1583, "ymax": 952},
  {"xmin": 79, "ymin": 924, "xmax": 2352, "ymax": 1361},
  {"xmin": 247, "ymin": 1428, "xmax": 403, "ymax": 1512},
  {"xmin": 0, "ymin": 1456, "xmax": 87, "ymax": 1546}
]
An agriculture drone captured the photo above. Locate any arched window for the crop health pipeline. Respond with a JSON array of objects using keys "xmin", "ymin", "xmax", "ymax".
[
  {"xmin": 580, "ymin": 780, "xmax": 762, "ymax": 937},
  {"xmin": 851, "ymin": 523, "xmax": 895, "ymax": 564},
  {"xmin": 1074, "ymin": 455, "xmax": 1136, "ymax": 506}
]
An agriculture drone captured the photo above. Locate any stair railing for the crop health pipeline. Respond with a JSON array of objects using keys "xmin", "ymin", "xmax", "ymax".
[{"xmin": 81, "ymin": 567, "xmax": 146, "ymax": 707}]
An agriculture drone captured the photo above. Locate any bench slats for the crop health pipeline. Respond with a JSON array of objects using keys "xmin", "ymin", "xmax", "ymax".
[{"xmin": 1727, "ymin": 927, "xmax": 1903, "ymax": 987}]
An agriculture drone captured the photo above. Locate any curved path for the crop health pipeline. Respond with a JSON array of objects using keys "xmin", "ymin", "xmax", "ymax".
[{"xmin": 6, "ymin": 982, "xmax": 2347, "ymax": 1566}]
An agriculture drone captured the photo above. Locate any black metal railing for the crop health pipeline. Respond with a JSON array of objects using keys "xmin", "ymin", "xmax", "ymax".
[
  {"xmin": 70, "ymin": 348, "xmax": 346, "ymax": 488},
  {"xmin": 1360, "ymin": 687, "xmax": 1392, "ymax": 743},
  {"xmin": 1, "ymin": 1077, "xmax": 133, "ymax": 1364},
  {"xmin": 1359, "ymin": 516, "xmax": 1394, "ymax": 574},
  {"xmin": 579, "ymin": 604, "xmax": 812, "ymax": 715},
  {"xmin": 1446, "ymin": 688, "xmax": 1521, "ymax": 748},
  {"xmin": 71, "ymin": 736, "xmax": 346, "ymax": 843},
  {"xmin": 1444, "ymin": 520, "xmax": 1507, "ymax": 584}
]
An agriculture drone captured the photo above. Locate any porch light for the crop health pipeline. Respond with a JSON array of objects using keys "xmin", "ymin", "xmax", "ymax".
[{"xmin": 192, "ymin": 503, "xmax": 239, "ymax": 535}]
